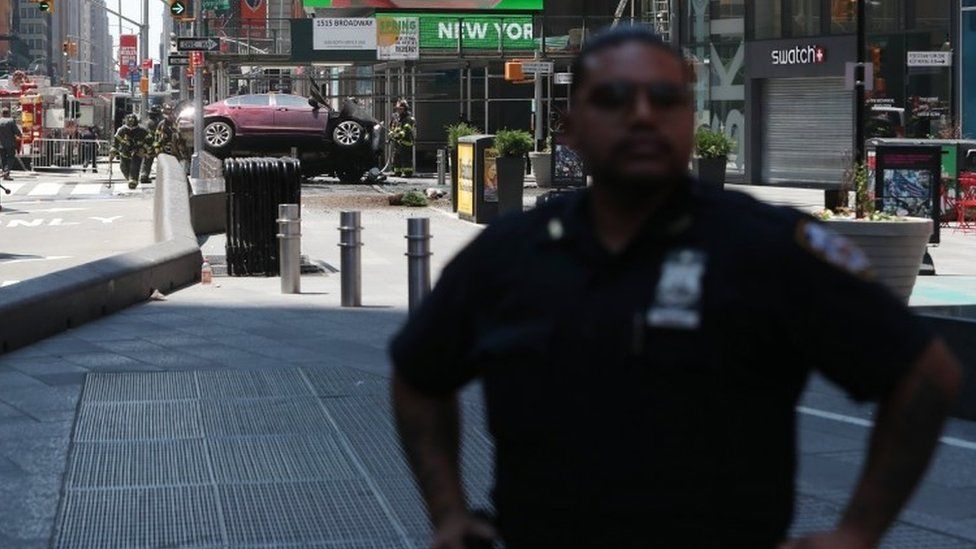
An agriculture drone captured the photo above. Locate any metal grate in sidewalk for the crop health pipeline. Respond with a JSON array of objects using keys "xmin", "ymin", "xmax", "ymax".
[{"xmin": 53, "ymin": 367, "xmax": 495, "ymax": 548}]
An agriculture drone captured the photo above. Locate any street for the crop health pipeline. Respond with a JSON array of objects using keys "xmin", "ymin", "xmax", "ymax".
[
  {"xmin": 1, "ymin": 191, "xmax": 975, "ymax": 547},
  {"xmin": 0, "ymin": 172, "xmax": 153, "ymax": 288}
]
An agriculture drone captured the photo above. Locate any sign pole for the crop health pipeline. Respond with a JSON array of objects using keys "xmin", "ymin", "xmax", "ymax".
[
  {"xmin": 191, "ymin": 0, "xmax": 204, "ymax": 179},
  {"xmin": 855, "ymin": 0, "xmax": 866, "ymax": 166}
]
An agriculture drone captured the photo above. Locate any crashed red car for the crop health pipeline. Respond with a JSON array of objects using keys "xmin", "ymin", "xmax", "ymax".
[{"xmin": 179, "ymin": 93, "xmax": 384, "ymax": 183}]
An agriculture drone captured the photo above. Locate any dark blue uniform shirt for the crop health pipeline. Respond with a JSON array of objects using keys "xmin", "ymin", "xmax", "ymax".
[{"xmin": 390, "ymin": 183, "xmax": 933, "ymax": 547}]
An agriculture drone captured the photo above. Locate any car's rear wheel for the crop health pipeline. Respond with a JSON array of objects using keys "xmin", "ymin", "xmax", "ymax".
[
  {"xmin": 333, "ymin": 120, "xmax": 365, "ymax": 148},
  {"xmin": 204, "ymin": 119, "xmax": 235, "ymax": 156}
]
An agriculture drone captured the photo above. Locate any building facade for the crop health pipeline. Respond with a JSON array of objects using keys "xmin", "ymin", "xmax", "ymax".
[
  {"xmin": 677, "ymin": 0, "xmax": 958, "ymax": 186},
  {"xmin": 1, "ymin": 0, "xmax": 32, "ymax": 73}
]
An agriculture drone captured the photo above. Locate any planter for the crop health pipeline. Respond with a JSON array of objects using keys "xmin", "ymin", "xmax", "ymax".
[
  {"xmin": 528, "ymin": 151, "xmax": 553, "ymax": 188},
  {"xmin": 692, "ymin": 156, "xmax": 727, "ymax": 190},
  {"xmin": 825, "ymin": 217, "xmax": 933, "ymax": 303},
  {"xmin": 496, "ymin": 156, "xmax": 526, "ymax": 215}
]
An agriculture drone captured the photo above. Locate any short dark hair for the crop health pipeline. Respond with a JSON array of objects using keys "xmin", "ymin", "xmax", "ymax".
[
  {"xmin": 1, "ymin": 107, "xmax": 10, "ymax": 116},
  {"xmin": 569, "ymin": 25, "xmax": 692, "ymax": 99}
]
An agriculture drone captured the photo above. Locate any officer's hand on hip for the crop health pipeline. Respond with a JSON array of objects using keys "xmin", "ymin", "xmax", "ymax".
[
  {"xmin": 431, "ymin": 509, "xmax": 497, "ymax": 549},
  {"xmin": 780, "ymin": 529, "xmax": 874, "ymax": 549}
]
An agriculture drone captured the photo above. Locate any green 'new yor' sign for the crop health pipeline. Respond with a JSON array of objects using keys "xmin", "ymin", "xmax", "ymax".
[
  {"xmin": 392, "ymin": 13, "xmax": 534, "ymax": 49},
  {"xmin": 303, "ymin": 1, "xmax": 543, "ymax": 10}
]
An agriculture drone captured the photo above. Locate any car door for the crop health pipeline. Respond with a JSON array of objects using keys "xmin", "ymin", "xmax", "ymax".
[
  {"xmin": 272, "ymin": 94, "xmax": 327, "ymax": 138},
  {"xmin": 230, "ymin": 94, "xmax": 273, "ymax": 135}
]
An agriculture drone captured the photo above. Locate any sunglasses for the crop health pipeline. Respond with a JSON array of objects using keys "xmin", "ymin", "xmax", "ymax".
[{"xmin": 585, "ymin": 81, "xmax": 692, "ymax": 113}]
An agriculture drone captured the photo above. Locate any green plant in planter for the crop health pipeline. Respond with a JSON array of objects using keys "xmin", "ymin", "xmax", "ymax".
[
  {"xmin": 494, "ymin": 129, "xmax": 534, "ymax": 158},
  {"xmin": 694, "ymin": 128, "xmax": 735, "ymax": 159},
  {"xmin": 446, "ymin": 123, "xmax": 481, "ymax": 150}
]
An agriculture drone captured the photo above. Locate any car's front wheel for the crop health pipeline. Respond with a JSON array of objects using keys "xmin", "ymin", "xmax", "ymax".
[
  {"xmin": 332, "ymin": 120, "xmax": 365, "ymax": 148},
  {"xmin": 203, "ymin": 119, "xmax": 235, "ymax": 157}
]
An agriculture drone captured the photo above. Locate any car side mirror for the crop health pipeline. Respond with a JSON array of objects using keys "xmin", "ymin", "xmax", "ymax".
[{"xmin": 309, "ymin": 98, "xmax": 320, "ymax": 110}]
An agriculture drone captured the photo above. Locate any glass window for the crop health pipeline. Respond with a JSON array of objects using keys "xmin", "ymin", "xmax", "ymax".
[
  {"xmin": 789, "ymin": 0, "xmax": 821, "ymax": 36},
  {"xmin": 238, "ymin": 94, "xmax": 270, "ymax": 107},
  {"xmin": 867, "ymin": 0, "xmax": 900, "ymax": 33},
  {"xmin": 830, "ymin": 0, "xmax": 855, "ymax": 34},
  {"xmin": 753, "ymin": 0, "xmax": 782, "ymax": 39},
  {"xmin": 912, "ymin": 2, "xmax": 949, "ymax": 31},
  {"xmin": 710, "ymin": 0, "xmax": 745, "ymax": 19},
  {"xmin": 224, "ymin": 97, "xmax": 242, "ymax": 106},
  {"xmin": 274, "ymin": 94, "xmax": 309, "ymax": 108}
]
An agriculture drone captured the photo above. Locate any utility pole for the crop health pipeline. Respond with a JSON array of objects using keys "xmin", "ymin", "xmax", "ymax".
[
  {"xmin": 854, "ymin": 0, "xmax": 866, "ymax": 165},
  {"xmin": 140, "ymin": 0, "xmax": 149, "ymax": 120},
  {"xmin": 190, "ymin": 0, "xmax": 203, "ymax": 178}
]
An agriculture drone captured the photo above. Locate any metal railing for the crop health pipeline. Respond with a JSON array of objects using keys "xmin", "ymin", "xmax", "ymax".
[{"xmin": 25, "ymin": 138, "xmax": 110, "ymax": 171}]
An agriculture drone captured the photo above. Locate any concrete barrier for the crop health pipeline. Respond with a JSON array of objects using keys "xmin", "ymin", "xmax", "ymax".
[
  {"xmin": 916, "ymin": 306, "xmax": 976, "ymax": 421},
  {"xmin": 0, "ymin": 155, "xmax": 203, "ymax": 354}
]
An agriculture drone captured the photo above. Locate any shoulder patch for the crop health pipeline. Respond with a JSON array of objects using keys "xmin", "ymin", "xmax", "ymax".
[{"xmin": 796, "ymin": 220, "xmax": 873, "ymax": 278}]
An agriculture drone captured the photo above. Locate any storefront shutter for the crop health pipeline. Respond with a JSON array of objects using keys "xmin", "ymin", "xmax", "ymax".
[{"xmin": 762, "ymin": 77, "xmax": 853, "ymax": 185}]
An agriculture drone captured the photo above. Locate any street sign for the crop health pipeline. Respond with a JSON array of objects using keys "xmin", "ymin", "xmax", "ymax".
[
  {"xmin": 142, "ymin": 59, "xmax": 153, "ymax": 70},
  {"xmin": 177, "ymin": 37, "xmax": 220, "ymax": 52},
  {"xmin": 190, "ymin": 51, "xmax": 204, "ymax": 68},
  {"xmin": 169, "ymin": 0, "xmax": 187, "ymax": 17},
  {"xmin": 554, "ymin": 72, "xmax": 573, "ymax": 85},
  {"xmin": 522, "ymin": 61, "xmax": 554, "ymax": 75},
  {"xmin": 129, "ymin": 68, "xmax": 140, "ymax": 83},
  {"xmin": 907, "ymin": 51, "xmax": 952, "ymax": 67},
  {"xmin": 169, "ymin": 55, "xmax": 190, "ymax": 66}
]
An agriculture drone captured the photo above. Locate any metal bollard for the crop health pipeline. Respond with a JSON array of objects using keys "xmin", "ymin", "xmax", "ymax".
[
  {"xmin": 406, "ymin": 218, "xmax": 432, "ymax": 312},
  {"xmin": 277, "ymin": 204, "xmax": 301, "ymax": 294},
  {"xmin": 437, "ymin": 148, "xmax": 447, "ymax": 187},
  {"xmin": 338, "ymin": 211, "xmax": 363, "ymax": 307}
]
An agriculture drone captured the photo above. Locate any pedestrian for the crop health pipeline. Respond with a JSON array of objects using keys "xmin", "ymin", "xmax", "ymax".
[
  {"xmin": 390, "ymin": 26, "xmax": 962, "ymax": 549},
  {"xmin": 140, "ymin": 105, "xmax": 163, "ymax": 184},
  {"xmin": 110, "ymin": 114, "xmax": 149, "ymax": 189},
  {"xmin": 0, "ymin": 106, "xmax": 22, "ymax": 181},
  {"xmin": 390, "ymin": 99, "xmax": 415, "ymax": 178},
  {"xmin": 80, "ymin": 126, "xmax": 99, "ymax": 173}
]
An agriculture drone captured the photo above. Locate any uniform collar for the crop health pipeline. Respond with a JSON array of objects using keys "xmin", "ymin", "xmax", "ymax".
[{"xmin": 546, "ymin": 177, "xmax": 697, "ymax": 256}]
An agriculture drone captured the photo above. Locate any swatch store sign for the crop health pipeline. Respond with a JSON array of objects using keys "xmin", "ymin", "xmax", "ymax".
[
  {"xmin": 746, "ymin": 36, "xmax": 854, "ymax": 79},
  {"xmin": 771, "ymin": 45, "xmax": 826, "ymax": 66}
]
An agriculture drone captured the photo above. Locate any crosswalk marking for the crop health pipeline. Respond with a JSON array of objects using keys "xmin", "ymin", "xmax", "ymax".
[
  {"xmin": 71, "ymin": 184, "xmax": 105, "ymax": 196},
  {"xmin": 28, "ymin": 183, "xmax": 62, "ymax": 196},
  {"xmin": 1, "ymin": 281, "xmax": 19, "ymax": 287},
  {"xmin": 2, "ymin": 183, "xmax": 25, "ymax": 194}
]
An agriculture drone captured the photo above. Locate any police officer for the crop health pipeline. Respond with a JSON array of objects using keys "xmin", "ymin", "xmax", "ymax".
[
  {"xmin": 390, "ymin": 99, "xmax": 415, "ymax": 178},
  {"xmin": 139, "ymin": 105, "xmax": 163, "ymax": 184},
  {"xmin": 110, "ymin": 113, "xmax": 149, "ymax": 189},
  {"xmin": 391, "ymin": 27, "xmax": 962, "ymax": 549}
]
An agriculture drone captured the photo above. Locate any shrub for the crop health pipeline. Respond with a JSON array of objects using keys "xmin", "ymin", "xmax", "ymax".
[
  {"xmin": 494, "ymin": 129, "xmax": 534, "ymax": 158},
  {"xmin": 401, "ymin": 190, "xmax": 428, "ymax": 207},
  {"xmin": 446, "ymin": 123, "xmax": 481, "ymax": 149},
  {"xmin": 694, "ymin": 128, "xmax": 735, "ymax": 159}
]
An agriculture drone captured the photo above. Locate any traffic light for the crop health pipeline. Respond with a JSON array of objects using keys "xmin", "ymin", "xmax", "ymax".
[
  {"xmin": 38, "ymin": 0, "xmax": 54, "ymax": 13},
  {"xmin": 62, "ymin": 41, "xmax": 69, "ymax": 56},
  {"xmin": 169, "ymin": 0, "xmax": 190, "ymax": 21}
]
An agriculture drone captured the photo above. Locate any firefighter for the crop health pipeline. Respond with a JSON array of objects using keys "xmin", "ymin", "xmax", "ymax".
[
  {"xmin": 139, "ymin": 106, "xmax": 163, "ymax": 184},
  {"xmin": 154, "ymin": 104, "xmax": 188, "ymax": 162},
  {"xmin": 110, "ymin": 114, "xmax": 149, "ymax": 189},
  {"xmin": 390, "ymin": 99, "xmax": 415, "ymax": 178}
]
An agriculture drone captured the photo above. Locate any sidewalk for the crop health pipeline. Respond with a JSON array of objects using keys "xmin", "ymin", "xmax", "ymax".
[{"xmin": 1, "ymin": 187, "xmax": 975, "ymax": 547}]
